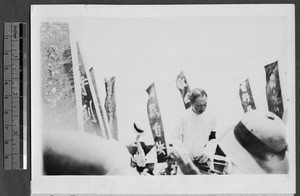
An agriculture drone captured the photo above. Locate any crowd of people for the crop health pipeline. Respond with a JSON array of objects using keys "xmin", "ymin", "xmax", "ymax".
[{"xmin": 43, "ymin": 88, "xmax": 289, "ymax": 175}]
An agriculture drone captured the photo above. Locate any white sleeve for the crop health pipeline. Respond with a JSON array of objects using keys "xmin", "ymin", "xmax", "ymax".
[
  {"xmin": 203, "ymin": 139, "xmax": 217, "ymax": 160},
  {"xmin": 203, "ymin": 115, "xmax": 218, "ymax": 159}
]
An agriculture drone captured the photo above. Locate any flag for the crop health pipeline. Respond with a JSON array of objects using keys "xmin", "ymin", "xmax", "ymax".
[
  {"xmin": 104, "ymin": 76, "xmax": 118, "ymax": 140},
  {"xmin": 239, "ymin": 79, "xmax": 256, "ymax": 113},
  {"xmin": 146, "ymin": 83, "xmax": 168, "ymax": 163},
  {"xmin": 265, "ymin": 61, "xmax": 284, "ymax": 118},
  {"xmin": 76, "ymin": 43, "xmax": 103, "ymax": 136},
  {"xmin": 175, "ymin": 71, "xmax": 191, "ymax": 109},
  {"xmin": 89, "ymin": 67, "xmax": 110, "ymax": 139}
]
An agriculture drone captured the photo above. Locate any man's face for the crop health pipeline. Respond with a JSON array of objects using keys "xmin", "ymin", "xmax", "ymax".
[{"xmin": 191, "ymin": 95, "xmax": 207, "ymax": 115}]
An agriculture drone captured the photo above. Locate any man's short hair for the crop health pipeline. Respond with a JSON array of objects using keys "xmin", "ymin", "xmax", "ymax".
[{"xmin": 186, "ymin": 88, "xmax": 207, "ymax": 104}]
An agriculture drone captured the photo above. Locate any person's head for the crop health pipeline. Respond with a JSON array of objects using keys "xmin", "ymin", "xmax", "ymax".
[
  {"xmin": 186, "ymin": 88, "xmax": 207, "ymax": 115},
  {"xmin": 219, "ymin": 110, "xmax": 289, "ymax": 174}
]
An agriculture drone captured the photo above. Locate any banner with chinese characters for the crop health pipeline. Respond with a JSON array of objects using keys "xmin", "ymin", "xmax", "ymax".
[
  {"xmin": 76, "ymin": 43, "xmax": 103, "ymax": 136},
  {"xmin": 239, "ymin": 79, "xmax": 256, "ymax": 113},
  {"xmin": 146, "ymin": 83, "xmax": 167, "ymax": 163},
  {"xmin": 265, "ymin": 61, "xmax": 284, "ymax": 119},
  {"xmin": 176, "ymin": 71, "xmax": 191, "ymax": 109},
  {"xmin": 104, "ymin": 76, "xmax": 118, "ymax": 140}
]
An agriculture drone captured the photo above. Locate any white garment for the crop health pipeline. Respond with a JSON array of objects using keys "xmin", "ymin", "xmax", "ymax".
[{"xmin": 173, "ymin": 108, "xmax": 216, "ymax": 158}]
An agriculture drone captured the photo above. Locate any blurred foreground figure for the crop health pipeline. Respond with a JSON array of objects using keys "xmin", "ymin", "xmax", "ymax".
[
  {"xmin": 171, "ymin": 110, "xmax": 289, "ymax": 174},
  {"xmin": 220, "ymin": 110, "xmax": 289, "ymax": 174},
  {"xmin": 43, "ymin": 130, "xmax": 138, "ymax": 175}
]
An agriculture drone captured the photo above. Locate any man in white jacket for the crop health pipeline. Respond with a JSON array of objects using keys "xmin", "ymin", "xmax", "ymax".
[{"xmin": 172, "ymin": 88, "xmax": 217, "ymax": 173}]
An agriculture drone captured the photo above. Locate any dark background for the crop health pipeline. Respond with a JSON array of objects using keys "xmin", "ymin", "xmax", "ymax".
[{"xmin": 0, "ymin": 1, "xmax": 298, "ymax": 196}]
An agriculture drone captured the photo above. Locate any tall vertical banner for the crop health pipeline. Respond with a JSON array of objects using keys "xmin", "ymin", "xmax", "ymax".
[
  {"xmin": 265, "ymin": 61, "xmax": 284, "ymax": 119},
  {"xmin": 104, "ymin": 76, "xmax": 118, "ymax": 140},
  {"xmin": 89, "ymin": 68, "xmax": 110, "ymax": 139},
  {"xmin": 176, "ymin": 71, "xmax": 191, "ymax": 109},
  {"xmin": 239, "ymin": 79, "xmax": 256, "ymax": 113},
  {"xmin": 76, "ymin": 43, "xmax": 103, "ymax": 136},
  {"xmin": 146, "ymin": 83, "xmax": 168, "ymax": 163}
]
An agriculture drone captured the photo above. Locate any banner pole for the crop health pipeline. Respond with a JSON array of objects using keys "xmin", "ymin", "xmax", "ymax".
[{"xmin": 69, "ymin": 23, "xmax": 84, "ymax": 133}]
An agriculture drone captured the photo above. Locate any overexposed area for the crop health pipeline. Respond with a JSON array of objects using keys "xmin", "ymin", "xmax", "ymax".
[{"xmin": 69, "ymin": 16, "xmax": 291, "ymax": 147}]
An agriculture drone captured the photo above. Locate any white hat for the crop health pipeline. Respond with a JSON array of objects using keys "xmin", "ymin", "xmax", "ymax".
[{"xmin": 219, "ymin": 110, "xmax": 288, "ymax": 174}]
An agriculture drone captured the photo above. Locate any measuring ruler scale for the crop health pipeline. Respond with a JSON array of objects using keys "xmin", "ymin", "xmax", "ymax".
[{"xmin": 3, "ymin": 22, "xmax": 27, "ymax": 170}]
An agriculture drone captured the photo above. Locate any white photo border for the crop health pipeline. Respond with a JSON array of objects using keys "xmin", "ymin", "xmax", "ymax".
[{"xmin": 31, "ymin": 5, "xmax": 295, "ymax": 194}]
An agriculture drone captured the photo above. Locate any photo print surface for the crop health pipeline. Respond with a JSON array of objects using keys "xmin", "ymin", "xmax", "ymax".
[{"xmin": 31, "ymin": 5, "xmax": 295, "ymax": 194}]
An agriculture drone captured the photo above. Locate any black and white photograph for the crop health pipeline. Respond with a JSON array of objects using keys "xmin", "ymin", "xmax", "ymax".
[{"xmin": 31, "ymin": 5, "xmax": 295, "ymax": 194}]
